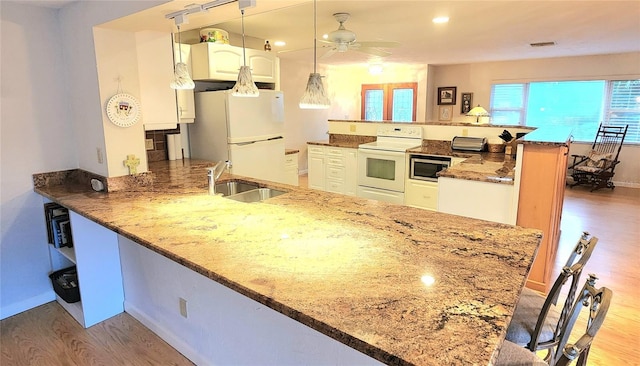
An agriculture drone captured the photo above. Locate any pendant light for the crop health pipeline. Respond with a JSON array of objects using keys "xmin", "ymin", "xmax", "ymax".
[
  {"xmin": 299, "ymin": 0, "xmax": 330, "ymax": 109},
  {"xmin": 170, "ymin": 23, "xmax": 195, "ymax": 90},
  {"xmin": 231, "ymin": 8, "xmax": 259, "ymax": 97}
]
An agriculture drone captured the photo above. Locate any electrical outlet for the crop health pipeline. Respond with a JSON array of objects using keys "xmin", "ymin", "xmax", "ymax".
[
  {"xmin": 349, "ymin": 124, "xmax": 356, "ymax": 132},
  {"xmin": 462, "ymin": 128, "xmax": 469, "ymax": 137},
  {"xmin": 179, "ymin": 297, "xmax": 188, "ymax": 318},
  {"xmin": 145, "ymin": 138, "xmax": 154, "ymax": 151},
  {"xmin": 96, "ymin": 148, "xmax": 104, "ymax": 164}
]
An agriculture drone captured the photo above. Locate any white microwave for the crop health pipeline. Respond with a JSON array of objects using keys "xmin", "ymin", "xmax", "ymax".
[{"xmin": 409, "ymin": 155, "xmax": 452, "ymax": 182}]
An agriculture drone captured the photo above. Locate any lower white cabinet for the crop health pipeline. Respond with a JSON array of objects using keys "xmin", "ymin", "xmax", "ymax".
[
  {"xmin": 47, "ymin": 207, "xmax": 124, "ymax": 328},
  {"xmin": 438, "ymin": 177, "xmax": 516, "ymax": 224},
  {"xmin": 308, "ymin": 145, "xmax": 326, "ymax": 190},
  {"xmin": 284, "ymin": 152, "xmax": 299, "ymax": 186},
  {"xmin": 307, "ymin": 145, "xmax": 357, "ymax": 196},
  {"xmin": 404, "ymin": 179, "xmax": 439, "ymax": 211}
]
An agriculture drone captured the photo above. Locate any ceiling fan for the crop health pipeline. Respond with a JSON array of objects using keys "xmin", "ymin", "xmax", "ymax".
[{"xmin": 319, "ymin": 12, "xmax": 400, "ymax": 59}]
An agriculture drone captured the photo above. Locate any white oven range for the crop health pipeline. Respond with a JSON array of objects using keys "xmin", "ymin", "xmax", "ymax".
[{"xmin": 357, "ymin": 125, "xmax": 423, "ymax": 204}]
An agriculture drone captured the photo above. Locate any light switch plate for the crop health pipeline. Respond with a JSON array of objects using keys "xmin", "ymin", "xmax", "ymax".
[{"xmin": 145, "ymin": 139, "xmax": 154, "ymax": 151}]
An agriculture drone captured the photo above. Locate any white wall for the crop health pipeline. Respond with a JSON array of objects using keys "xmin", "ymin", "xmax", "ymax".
[
  {"xmin": 0, "ymin": 0, "xmax": 169, "ymax": 320},
  {"xmin": 93, "ymin": 27, "xmax": 149, "ymax": 177},
  {"xmin": 430, "ymin": 52, "xmax": 640, "ymax": 122},
  {"xmin": 0, "ymin": 2, "xmax": 77, "ymax": 319},
  {"xmin": 58, "ymin": 0, "xmax": 169, "ymax": 177},
  {"xmin": 325, "ymin": 63, "xmax": 429, "ymax": 122},
  {"xmin": 279, "ymin": 58, "xmax": 331, "ymax": 172},
  {"xmin": 431, "ymin": 52, "xmax": 640, "ymax": 186}
]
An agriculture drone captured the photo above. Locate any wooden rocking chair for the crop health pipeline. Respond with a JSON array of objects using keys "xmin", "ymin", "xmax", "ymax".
[{"xmin": 568, "ymin": 123, "xmax": 628, "ymax": 191}]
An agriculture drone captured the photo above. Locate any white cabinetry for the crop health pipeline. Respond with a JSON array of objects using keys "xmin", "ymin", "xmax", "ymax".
[
  {"xmin": 307, "ymin": 145, "xmax": 326, "ymax": 190},
  {"xmin": 47, "ymin": 208, "xmax": 124, "ymax": 328},
  {"xmin": 136, "ymin": 31, "xmax": 179, "ymax": 131},
  {"xmin": 307, "ymin": 145, "xmax": 357, "ymax": 196},
  {"xmin": 174, "ymin": 43, "xmax": 195, "ymax": 123},
  {"xmin": 438, "ymin": 177, "xmax": 515, "ymax": 224},
  {"xmin": 284, "ymin": 152, "xmax": 299, "ymax": 186},
  {"xmin": 191, "ymin": 43, "xmax": 278, "ymax": 83},
  {"xmin": 404, "ymin": 179, "xmax": 438, "ymax": 211}
]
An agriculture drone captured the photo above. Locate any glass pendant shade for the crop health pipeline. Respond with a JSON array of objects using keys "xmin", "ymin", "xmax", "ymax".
[
  {"xmin": 231, "ymin": 66, "xmax": 259, "ymax": 97},
  {"xmin": 170, "ymin": 24, "xmax": 195, "ymax": 90},
  {"xmin": 299, "ymin": 73, "xmax": 330, "ymax": 109},
  {"xmin": 231, "ymin": 8, "xmax": 259, "ymax": 97},
  {"xmin": 170, "ymin": 62, "xmax": 195, "ymax": 90},
  {"xmin": 299, "ymin": 0, "xmax": 330, "ymax": 109}
]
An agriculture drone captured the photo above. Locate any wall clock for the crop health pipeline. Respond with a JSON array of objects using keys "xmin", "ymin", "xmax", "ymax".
[{"xmin": 106, "ymin": 93, "xmax": 141, "ymax": 127}]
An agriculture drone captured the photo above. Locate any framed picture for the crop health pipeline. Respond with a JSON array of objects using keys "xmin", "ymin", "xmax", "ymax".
[
  {"xmin": 461, "ymin": 92, "xmax": 473, "ymax": 114},
  {"xmin": 437, "ymin": 86, "xmax": 456, "ymax": 105},
  {"xmin": 438, "ymin": 105, "xmax": 453, "ymax": 121}
]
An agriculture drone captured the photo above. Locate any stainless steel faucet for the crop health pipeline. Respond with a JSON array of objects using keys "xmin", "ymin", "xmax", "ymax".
[{"xmin": 207, "ymin": 161, "xmax": 231, "ymax": 195}]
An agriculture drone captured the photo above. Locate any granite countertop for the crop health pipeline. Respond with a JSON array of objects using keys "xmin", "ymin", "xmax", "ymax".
[
  {"xmin": 407, "ymin": 146, "xmax": 516, "ymax": 184},
  {"xmin": 308, "ymin": 139, "xmax": 363, "ymax": 149},
  {"xmin": 34, "ymin": 160, "xmax": 541, "ymax": 366}
]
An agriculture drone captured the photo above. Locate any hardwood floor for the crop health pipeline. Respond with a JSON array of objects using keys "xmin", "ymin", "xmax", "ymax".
[
  {"xmin": 0, "ymin": 302, "xmax": 193, "ymax": 366},
  {"xmin": 553, "ymin": 185, "xmax": 640, "ymax": 365},
  {"xmin": 1, "ymin": 180, "xmax": 637, "ymax": 365}
]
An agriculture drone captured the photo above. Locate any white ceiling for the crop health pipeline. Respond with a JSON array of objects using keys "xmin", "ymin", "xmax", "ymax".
[{"xmin": 30, "ymin": 0, "xmax": 640, "ymax": 66}]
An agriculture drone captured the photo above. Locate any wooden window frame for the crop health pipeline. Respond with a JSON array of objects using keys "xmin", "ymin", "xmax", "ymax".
[{"xmin": 361, "ymin": 82, "xmax": 417, "ymax": 121}]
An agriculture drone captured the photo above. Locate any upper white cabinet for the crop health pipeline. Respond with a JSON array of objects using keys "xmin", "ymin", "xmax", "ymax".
[
  {"xmin": 136, "ymin": 31, "xmax": 178, "ymax": 131},
  {"xmin": 174, "ymin": 43, "xmax": 195, "ymax": 123},
  {"xmin": 191, "ymin": 43, "xmax": 278, "ymax": 83}
]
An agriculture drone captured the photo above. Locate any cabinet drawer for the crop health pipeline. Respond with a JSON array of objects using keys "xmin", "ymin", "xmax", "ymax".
[
  {"xmin": 327, "ymin": 166, "xmax": 345, "ymax": 180},
  {"xmin": 326, "ymin": 148, "xmax": 345, "ymax": 157},
  {"xmin": 326, "ymin": 157, "xmax": 345, "ymax": 166},
  {"xmin": 308, "ymin": 146, "xmax": 325, "ymax": 155},
  {"xmin": 405, "ymin": 180, "xmax": 438, "ymax": 211},
  {"xmin": 284, "ymin": 154, "xmax": 297, "ymax": 167},
  {"xmin": 326, "ymin": 180, "xmax": 344, "ymax": 193}
]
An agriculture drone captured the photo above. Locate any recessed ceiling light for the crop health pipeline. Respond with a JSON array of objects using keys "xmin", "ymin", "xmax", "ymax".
[
  {"xmin": 530, "ymin": 41, "xmax": 556, "ymax": 47},
  {"xmin": 273, "ymin": 41, "xmax": 286, "ymax": 47},
  {"xmin": 432, "ymin": 16, "xmax": 449, "ymax": 24},
  {"xmin": 322, "ymin": 34, "xmax": 328, "ymax": 40}
]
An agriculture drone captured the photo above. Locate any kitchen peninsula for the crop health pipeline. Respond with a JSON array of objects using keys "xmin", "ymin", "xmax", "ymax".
[{"xmin": 34, "ymin": 160, "xmax": 541, "ymax": 365}]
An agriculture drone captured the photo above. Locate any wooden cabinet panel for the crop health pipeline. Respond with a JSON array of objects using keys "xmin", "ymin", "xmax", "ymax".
[{"xmin": 517, "ymin": 143, "xmax": 569, "ymax": 293}]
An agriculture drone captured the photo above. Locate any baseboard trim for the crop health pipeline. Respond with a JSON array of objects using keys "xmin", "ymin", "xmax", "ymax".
[
  {"xmin": 1, "ymin": 291, "xmax": 55, "ymax": 320},
  {"xmin": 124, "ymin": 301, "xmax": 204, "ymax": 365},
  {"xmin": 613, "ymin": 181, "xmax": 640, "ymax": 189}
]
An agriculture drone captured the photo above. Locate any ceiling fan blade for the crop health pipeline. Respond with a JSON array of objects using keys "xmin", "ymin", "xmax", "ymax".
[
  {"xmin": 277, "ymin": 47, "xmax": 312, "ymax": 54},
  {"xmin": 351, "ymin": 47, "xmax": 392, "ymax": 57},
  {"xmin": 320, "ymin": 48, "xmax": 338, "ymax": 59},
  {"xmin": 356, "ymin": 41, "xmax": 401, "ymax": 49}
]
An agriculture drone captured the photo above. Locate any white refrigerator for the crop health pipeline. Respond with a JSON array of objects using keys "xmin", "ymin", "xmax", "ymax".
[{"xmin": 189, "ymin": 90, "xmax": 286, "ymax": 184}]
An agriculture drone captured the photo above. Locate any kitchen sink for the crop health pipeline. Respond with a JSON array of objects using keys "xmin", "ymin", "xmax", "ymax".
[
  {"xmin": 214, "ymin": 181, "xmax": 260, "ymax": 196},
  {"xmin": 214, "ymin": 181, "xmax": 287, "ymax": 203},
  {"xmin": 224, "ymin": 188, "xmax": 287, "ymax": 203}
]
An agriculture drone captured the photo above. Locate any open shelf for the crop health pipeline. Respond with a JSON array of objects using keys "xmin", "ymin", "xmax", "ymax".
[{"xmin": 52, "ymin": 245, "xmax": 76, "ymax": 264}]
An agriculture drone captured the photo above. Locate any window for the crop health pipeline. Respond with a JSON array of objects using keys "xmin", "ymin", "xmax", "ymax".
[
  {"xmin": 490, "ymin": 79, "xmax": 640, "ymax": 143},
  {"xmin": 361, "ymin": 83, "xmax": 417, "ymax": 122}
]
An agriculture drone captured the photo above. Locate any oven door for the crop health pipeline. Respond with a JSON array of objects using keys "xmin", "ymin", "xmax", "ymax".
[{"xmin": 357, "ymin": 148, "xmax": 407, "ymax": 192}]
